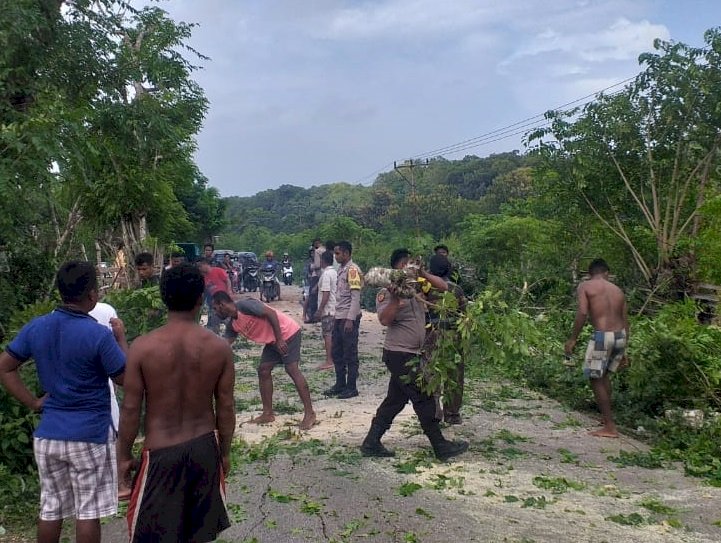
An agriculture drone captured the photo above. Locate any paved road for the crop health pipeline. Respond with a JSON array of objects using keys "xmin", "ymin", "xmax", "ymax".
[{"xmin": 98, "ymin": 286, "xmax": 721, "ymax": 543}]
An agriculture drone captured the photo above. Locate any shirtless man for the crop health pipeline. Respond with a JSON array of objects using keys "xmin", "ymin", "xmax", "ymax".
[
  {"xmin": 212, "ymin": 291, "xmax": 316, "ymax": 431},
  {"xmin": 118, "ymin": 264, "xmax": 235, "ymax": 542},
  {"xmin": 565, "ymin": 258, "xmax": 629, "ymax": 438}
]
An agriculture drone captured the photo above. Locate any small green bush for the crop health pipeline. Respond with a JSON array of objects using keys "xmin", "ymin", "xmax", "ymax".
[
  {"xmin": 0, "ymin": 463, "xmax": 39, "ymax": 531},
  {"xmin": 622, "ymin": 299, "xmax": 721, "ymax": 413},
  {"xmin": 104, "ymin": 286, "xmax": 166, "ymax": 341},
  {"xmin": 0, "ymin": 299, "xmax": 56, "ymax": 474}
]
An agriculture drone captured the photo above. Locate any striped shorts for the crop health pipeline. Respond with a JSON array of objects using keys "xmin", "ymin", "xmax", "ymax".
[{"xmin": 33, "ymin": 430, "xmax": 117, "ymax": 521}]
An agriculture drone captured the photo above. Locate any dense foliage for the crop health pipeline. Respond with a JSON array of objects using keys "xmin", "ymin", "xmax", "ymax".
[{"xmin": 0, "ymin": 0, "xmax": 224, "ymax": 337}]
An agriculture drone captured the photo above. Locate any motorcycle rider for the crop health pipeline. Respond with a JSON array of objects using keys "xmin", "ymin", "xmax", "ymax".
[
  {"xmin": 242, "ymin": 254, "xmax": 260, "ymax": 292},
  {"xmin": 263, "ymin": 251, "xmax": 279, "ymax": 274},
  {"xmin": 262, "ymin": 250, "xmax": 281, "ymax": 300},
  {"xmin": 281, "ymin": 253, "xmax": 293, "ymax": 285}
]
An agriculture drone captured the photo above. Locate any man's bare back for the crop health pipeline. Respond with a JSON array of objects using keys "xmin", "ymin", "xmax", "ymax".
[
  {"xmin": 117, "ymin": 264, "xmax": 236, "ymax": 540},
  {"xmin": 578, "ymin": 277, "xmax": 627, "ymax": 332},
  {"xmin": 118, "ymin": 314, "xmax": 236, "ymax": 495},
  {"xmin": 129, "ymin": 320, "xmax": 234, "ymax": 450}
]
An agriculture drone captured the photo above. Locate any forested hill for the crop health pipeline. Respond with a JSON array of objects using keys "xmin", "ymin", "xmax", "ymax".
[{"xmin": 222, "ymin": 151, "xmax": 535, "ymax": 238}]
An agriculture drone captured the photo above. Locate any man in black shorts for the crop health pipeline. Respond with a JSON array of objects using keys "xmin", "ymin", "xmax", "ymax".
[
  {"xmin": 118, "ymin": 264, "xmax": 235, "ymax": 543},
  {"xmin": 213, "ymin": 291, "xmax": 316, "ymax": 431}
]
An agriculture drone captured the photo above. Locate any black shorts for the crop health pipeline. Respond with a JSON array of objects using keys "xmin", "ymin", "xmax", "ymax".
[
  {"xmin": 260, "ymin": 330, "xmax": 302, "ymax": 366},
  {"xmin": 127, "ymin": 432, "xmax": 230, "ymax": 543}
]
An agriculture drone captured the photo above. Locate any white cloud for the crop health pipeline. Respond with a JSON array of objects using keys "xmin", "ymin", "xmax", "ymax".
[
  {"xmin": 318, "ymin": 0, "xmax": 523, "ymax": 40},
  {"xmin": 129, "ymin": 0, "xmax": 705, "ymax": 196},
  {"xmin": 548, "ymin": 64, "xmax": 591, "ymax": 77},
  {"xmin": 504, "ymin": 17, "xmax": 670, "ymax": 65}
]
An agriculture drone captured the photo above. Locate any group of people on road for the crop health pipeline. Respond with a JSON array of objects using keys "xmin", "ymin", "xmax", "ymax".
[{"xmin": 0, "ymin": 240, "xmax": 629, "ymax": 542}]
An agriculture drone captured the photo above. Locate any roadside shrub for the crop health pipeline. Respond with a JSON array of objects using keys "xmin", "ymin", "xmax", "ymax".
[
  {"xmin": 0, "ymin": 373, "xmax": 39, "ymax": 475},
  {"xmin": 646, "ymin": 415, "xmax": 721, "ymax": 485},
  {"xmin": 104, "ymin": 286, "xmax": 166, "ymax": 341},
  {"xmin": 0, "ymin": 299, "xmax": 56, "ymax": 474},
  {"xmin": 0, "ymin": 463, "xmax": 39, "ymax": 532},
  {"xmin": 620, "ymin": 299, "xmax": 721, "ymax": 415}
]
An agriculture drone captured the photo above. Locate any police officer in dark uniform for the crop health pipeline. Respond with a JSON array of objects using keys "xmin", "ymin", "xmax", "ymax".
[{"xmin": 360, "ymin": 249, "xmax": 468, "ymax": 461}]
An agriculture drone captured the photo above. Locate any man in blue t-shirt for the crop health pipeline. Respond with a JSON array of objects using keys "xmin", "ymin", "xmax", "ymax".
[{"xmin": 0, "ymin": 261, "xmax": 127, "ymax": 543}]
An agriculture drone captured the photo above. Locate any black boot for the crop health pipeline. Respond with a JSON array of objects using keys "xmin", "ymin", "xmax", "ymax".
[
  {"xmin": 340, "ymin": 358, "xmax": 359, "ymax": 399},
  {"xmin": 360, "ymin": 420, "xmax": 394, "ymax": 457},
  {"xmin": 325, "ymin": 361, "xmax": 346, "ymax": 396},
  {"xmin": 425, "ymin": 425, "xmax": 468, "ymax": 461},
  {"xmin": 337, "ymin": 388, "xmax": 359, "ymax": 399},
  {"xmin": 323, "ymin": 383, "xmax": 345, "ymax": 396}
]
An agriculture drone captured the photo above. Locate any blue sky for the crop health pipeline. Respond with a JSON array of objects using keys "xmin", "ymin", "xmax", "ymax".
[{"xmin": 140, "ymin": 0, "xmax": 721, "ymax": 197}]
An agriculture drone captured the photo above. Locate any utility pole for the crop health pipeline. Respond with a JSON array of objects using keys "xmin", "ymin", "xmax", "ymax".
[{"xmin": 394, "ymin": 158, "xmax": 429, "ymax": 241}]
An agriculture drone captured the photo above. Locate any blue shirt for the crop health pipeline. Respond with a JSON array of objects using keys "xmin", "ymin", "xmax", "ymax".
[{"xmin": 6, "ymin": 307, "xmax": 126, "ymax": 443}]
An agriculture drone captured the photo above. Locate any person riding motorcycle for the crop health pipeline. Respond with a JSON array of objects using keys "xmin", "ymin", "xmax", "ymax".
[
  {"xmin": 261, "ymin": 250, "xmax": 281, "ymax": 300},
  {"xmin": 281, "ymin": 252, "xmax": 294, "ymax": 285},
  {"xmin": 263, "ymin": 251, "xmax": 279, "ymax": 274}
]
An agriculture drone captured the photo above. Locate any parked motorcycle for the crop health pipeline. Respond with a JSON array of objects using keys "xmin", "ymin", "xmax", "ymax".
[
  {"xmin": 261, "ymin": 263, "xmax": 280, "ymax": 302},
  {"xmin": 282, "ymin": 263, "xmax": 293, "ymax": 285},
  {"xmin": 243, "ymin": 263, "xmax": 259, "ymax": 292}
]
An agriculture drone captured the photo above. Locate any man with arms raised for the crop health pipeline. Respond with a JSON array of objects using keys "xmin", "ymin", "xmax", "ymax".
[
  {"xmin": 565, "ymin": 258, "xmax": 629, "ymax": 438},
  {"xmin": 0, "ymin": 261, "xmax": 127, "ymax": 543},
  {"xmin": 119, "ymin": 264, "xmax": 235, "ymax": 543}
]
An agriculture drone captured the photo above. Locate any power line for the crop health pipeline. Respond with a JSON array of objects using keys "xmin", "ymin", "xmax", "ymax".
[
  {"xmin": 410, "ymin": 75, "xmax": 637, "ymax": 161},
  {"xmin": 353, "ymin": 74, "xmax": 638, "ymax": 184},
  {"xmin": 355, "ymin": 161, "xmax": 395, "ymax": 185}
]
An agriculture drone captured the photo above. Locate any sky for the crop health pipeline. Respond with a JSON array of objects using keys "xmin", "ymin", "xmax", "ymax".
[{"xmin": 136, "ymin": 0, "xmax": 721, "ymax": 197}]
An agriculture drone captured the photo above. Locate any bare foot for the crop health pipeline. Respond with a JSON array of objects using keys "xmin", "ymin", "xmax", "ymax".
[
  {"xmin": 249, "ymin": 413, "xmax": 276, "ymax": 425},
  {"xmin": 118, "ymin": 484, "xmax": 132, "ymax": 502},
  {"xmin": 315, "ymin": 363, "xmax": 334, "ymax": 371},
  {"xmin": 299, "ymin": 412, "xmax": 317, "ymax": 431},
  {"xmin": 589, "ymin": 428, "xmax": 619, "ymax": 438}
]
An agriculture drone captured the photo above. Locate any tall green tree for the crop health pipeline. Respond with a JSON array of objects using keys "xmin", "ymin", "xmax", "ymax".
[
  {"xmin": 531, "ymin": 30, "xmax": 721, "ymax": 292},
  {"xmin": 0, "ymin": 1, "xmax": 222, "ymax": 327}
]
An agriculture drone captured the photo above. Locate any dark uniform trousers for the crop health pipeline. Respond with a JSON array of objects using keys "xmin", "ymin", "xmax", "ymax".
[
  {"xmin": 374, "ymin": 349, "xmax": 438, "ymax": 434},
  {"xmin": 331, "ymin": 316, "xmax": 361, "ymax": 390},
  {"xmin": 307, "ymin": 276, "xmax": 320, "ymax": 317}
]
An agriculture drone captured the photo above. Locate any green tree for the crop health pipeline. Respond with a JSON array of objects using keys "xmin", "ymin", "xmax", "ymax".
[
  {"xmin": 0, "ymin": 1, "xmax": 222, "ymax": 323},
  {"xmin": 531, "ymin": 30, "xmax": 721, "ymax": 294}
]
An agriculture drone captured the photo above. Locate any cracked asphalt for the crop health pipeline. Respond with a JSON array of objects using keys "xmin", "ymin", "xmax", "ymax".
[{"xmin": 98, "ymin": 286, "xmax": 721, "ymax": 543}]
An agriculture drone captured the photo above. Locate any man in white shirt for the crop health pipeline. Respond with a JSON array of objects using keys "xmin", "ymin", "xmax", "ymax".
[
  {"xmin": 88, "ymin": 302, "xmax": 128, "ymax": 431},
  {"xmin": 313, "ymin": 250, "xmax": 337, "ymax": 370}
]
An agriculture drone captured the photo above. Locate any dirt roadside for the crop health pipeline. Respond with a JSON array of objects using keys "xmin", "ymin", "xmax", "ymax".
[{"xmin": 93, "ymin": 285, "xmax": 721, "ymax": 543}]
